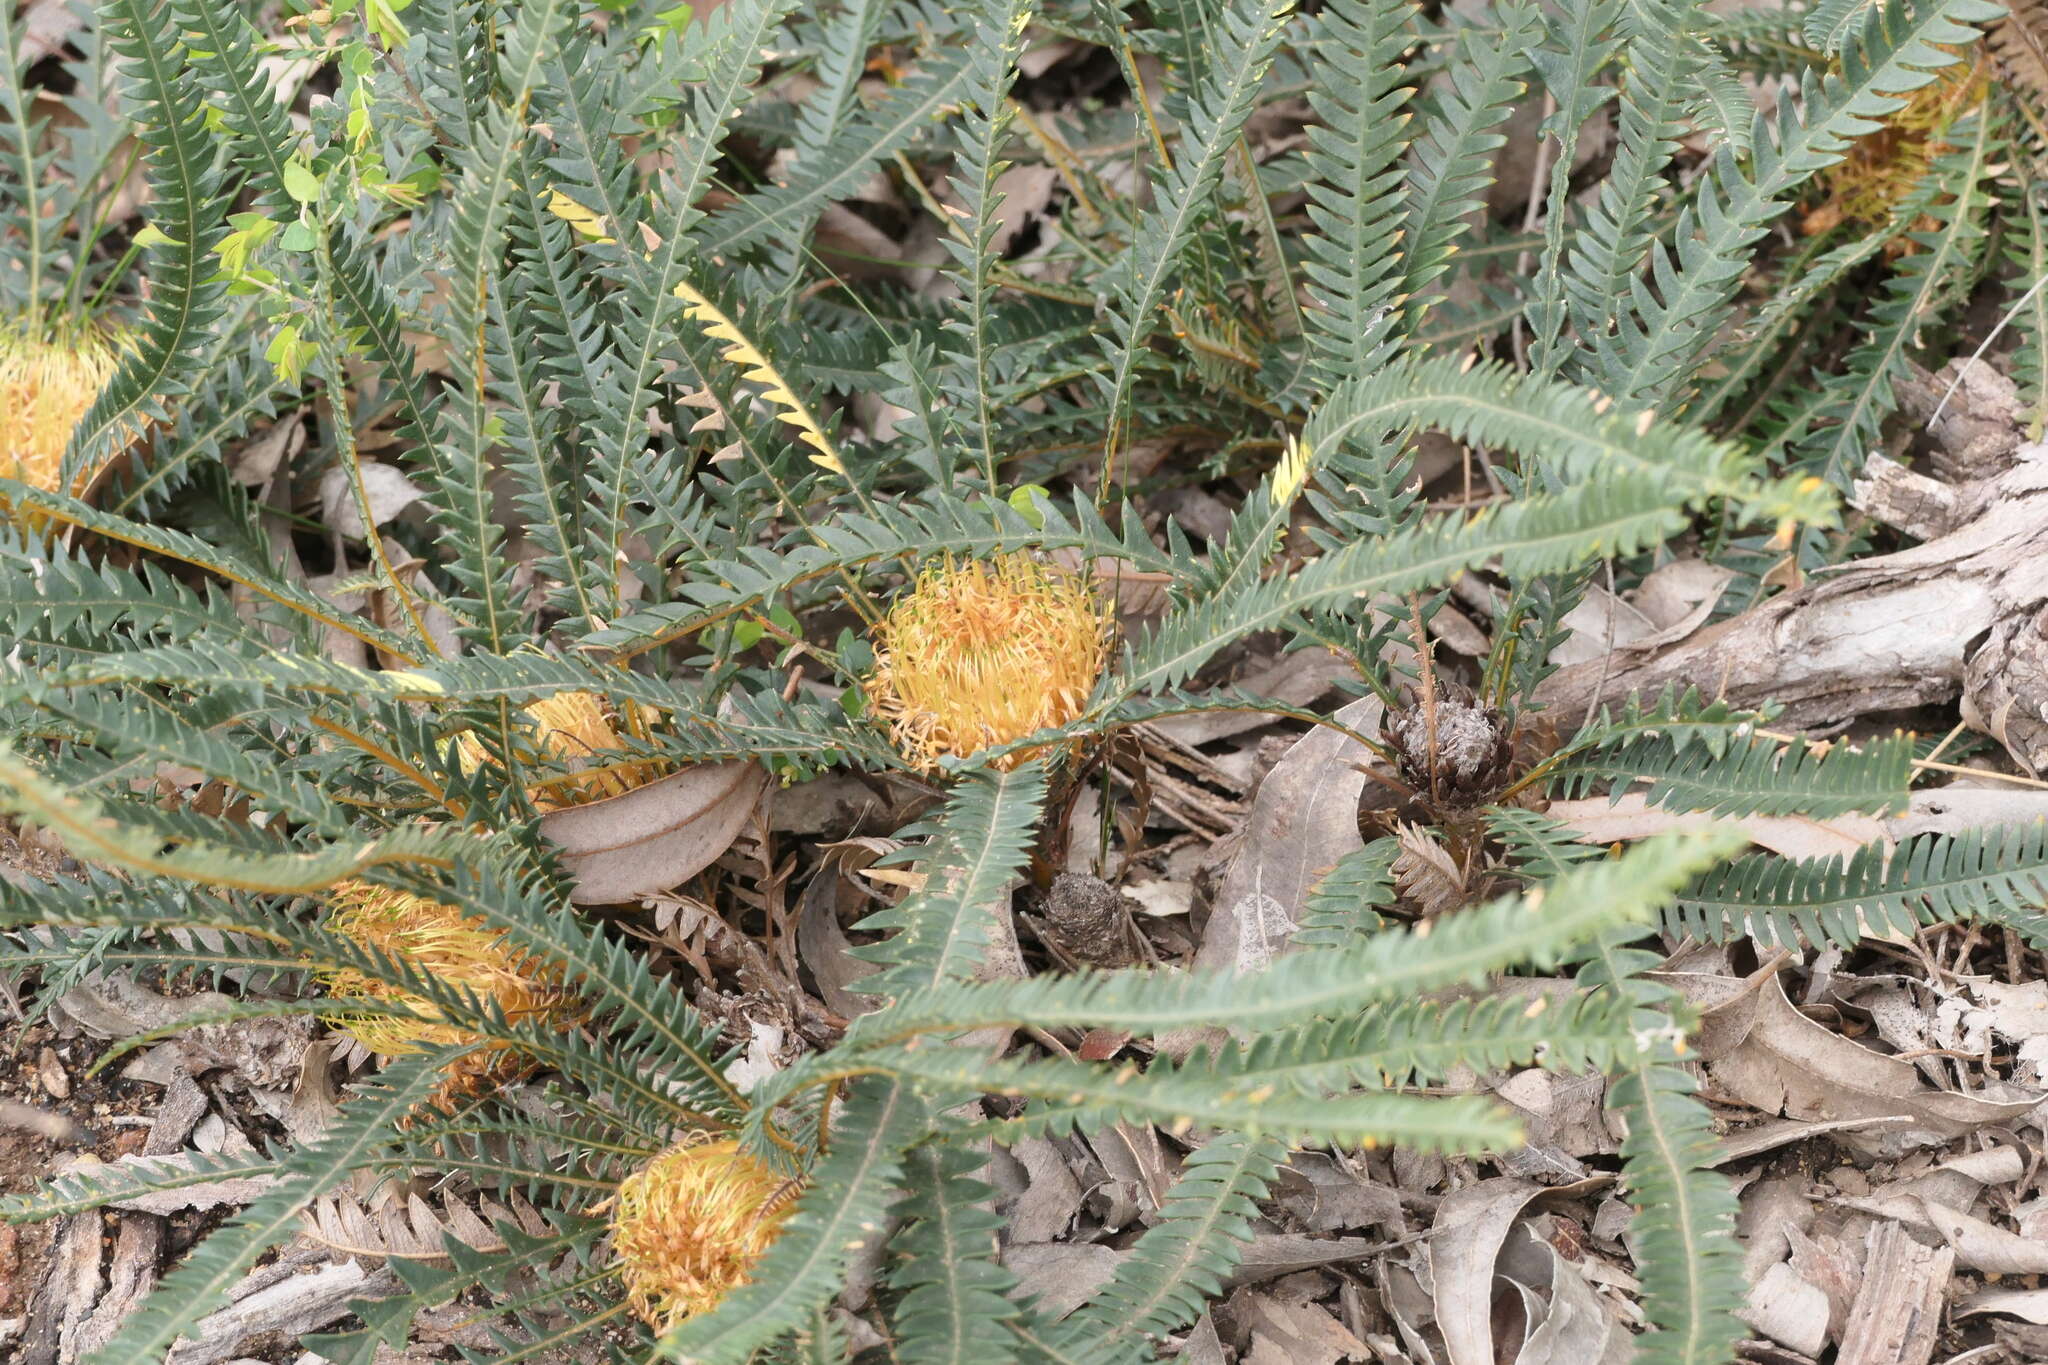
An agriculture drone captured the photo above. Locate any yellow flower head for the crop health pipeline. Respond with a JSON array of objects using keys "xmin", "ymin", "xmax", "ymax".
[
  {"xmin": 0, "ymin": 321, "xmax": 122, "ymax": 501},
  {"xmin": 320, "ymin": 881, "xmax": 576, "ymax": 1090},
  {"xmin": 456, "ymin": 689, "xmax": 667, "ymax": 811},
  {"xmin": 609, "ymin": 1136, "xmax": 793, "ymax": 1331},
  {"xmin": 867, "ymin": 554, "xmax": 1110, "ymax": 771}
]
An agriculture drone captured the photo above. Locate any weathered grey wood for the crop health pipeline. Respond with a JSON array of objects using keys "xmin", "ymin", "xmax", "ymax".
[
  {"xmin": 1836, "ymin": 1221, "xmax": 1951, "ymax": 1365},
  {"xmin": 1537, "ymin": 444, "xmax": 2048, "ymax": 774},
  {"xmin": 18, "ymin": 1197, "xmax": 101, "ymax": 1365}
]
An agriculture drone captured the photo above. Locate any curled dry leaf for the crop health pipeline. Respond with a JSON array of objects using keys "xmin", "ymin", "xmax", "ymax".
[
  {"xmin": 54, "ymin": 973, "xmax": 234, "ymax": 1041},
  {"xmin": 1004, "ymin": 1241, "xmax": 1122, "ymax": 1320},
  {"xmin": 1237, "ymin": 1293, "xmax": 1370, "ymax": 1365},
  {"xmin": 960, "ymin": 875, "xmax": 1028, "ymax": 1055},
  {"xmin": 1229, "ymin": 1233, "xmax": 1378, "ymax": 1285},
  {"xmin": 1272, "ymin": 1152, "xmax": 1403, "ymax": 1235},
  {"xmin": 1516, "ymin": 1245, "xmax": 1632, "ymax": 1365},
  {"xmin": 1544, "ymin": 556, "xmax": 1733, "ymax": 667},
  {"xmin": 1493, "ymin": 1068, "xmax": 1612, "ymax": 1166},
  {"xmin": 1426, "ymin": 599, "xmax": 1490, "ymax": 656},
  {"xmin": 1709, "ymin": 974, "xmax": 2040, "ymax": 1148},
  {"xmin": 228, "ymin": 410, "xmax": 305, "ymax": 486},
  {"xmin": 1549, "ymin": 584, "xmax": 1660, "ymax": 666},
  {"xmin": 1712, "ymin": 1115, "xmax": 1914, "ymax": 1166},
  {"xmin": 1913, "ymin": 1198, "xmax": 2048, "ymax": 1274},
  {"xmin": 1182, "ymin": 1313, "xmax": 1228, "ymax": 1365},
  {"xmin": 1647, "ymin": 950, "xmax": 1787, "ymax": 1062},
  {"xmin": 794, "ymin": 841, "xmax": 890, "ymax": 1018},
  {"xmin": 1427, "ymin": 1176, "xmax": 1610, "ymax": 1365},
  {"xmin": 365, "ymin": 546, "xmax": 464, "ymax": 665},
  {"xmin": 1002, "ymin": 1137, "xmax": 1085, "ymax": 1244},
  {"xmin": 1150, "ymin": 647, "xmax": 1351, "ymax": 748},
  {"xmin": 1632, "ymin": 557, "xmax": 1737, "ymax": 633},
  {"xmin": 1081, "ymin": 1123, "xmax": 1172, "ymax": 1224},
  {"xmin": 317, "ymin": 461, "xmax": 424, "ymax": 541},
  {"xmin": 1194, "ymin": 695, "xmax": 1385, "ymax": 976},
  {"xmin": 541, "ymin": 759, "xmax": 769, "ymax": 905},
  {"xmin": 1842, "ymin": 1145, "xmax": 2034, "ymax": 1234},
  {"xmin": 1739, "ymin": 1176, "xmax": 1816, "ymax": 1287},
  {"xmin": 1545, "ymin": 791, "xmax": 1888, "ymax": 864},
  {"xmin": 1960, "ymin": 1288, "xmax": 2048, "ymax": 1324},
  {"xmin": 1163, "ymin": 695, "xmax": 1382, "ymax": 1060},
  {"xmin": 1374, "ymin": 1252, "xmax": 1438, "ymax": 1361}
]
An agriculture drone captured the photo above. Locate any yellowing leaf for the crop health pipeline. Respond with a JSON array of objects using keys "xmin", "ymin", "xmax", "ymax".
[
  {"xmin": 544, "ymin": 189, "xmax": 614, "ymax": 244},
  {"xmin": 1273, "ymin": 431, "xmax": 1310, "ymax": 509},
  {"xmin": 264, "ymin": 323, "xmax": 315, "ymax": 385},
  {"xmin": 378, "ymin": 669, "xmax": 446, "ymax": 696},
  {"xmin": 671, "ymin": 280, "xmax": 849, "ymax": 478},
  {"xmin": 282, "ymin": 158, "xmax": 324, "ymax": 205}
]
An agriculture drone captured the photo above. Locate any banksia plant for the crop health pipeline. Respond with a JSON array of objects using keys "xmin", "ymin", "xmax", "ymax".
[
  {"xmin": 608, "ymin": 1136, "xmax": 794, "ymax": 1332},
  {"xmin": 4, "ymin": 2, "xmax": 2037, "ymax": 1362},
  {"xmin": 0, "ymin": 321, "xmax": 122, "ymax": 505},
  {"xmin": 867, "ymin": 555, "xmax": 1110, "ymax": 772},
  {"xmin": 320, "ymin": 879, "xmax": 576, "ymax": 1092},
  {"xmin": 457, "ymin": 689, "xmax": 669, "ymax": 810}
]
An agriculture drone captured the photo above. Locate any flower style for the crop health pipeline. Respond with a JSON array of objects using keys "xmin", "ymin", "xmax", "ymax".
[
  {"xmin": 867, "ymin": 554, "xmax": 1110, "ymax": 771},
  {"xmin": 458, "ymin": 689, "xmax": 668, "ymax": 810},
  {"xmin": 0, "ymin": 322, "xmax": 122, "ymax": 507},
  {"xmin": 320, "ymin": 880, "xmax": 576, "ymax": 1092},
  {"xmin": 609, "ymin": 1136, "xmax": 793, "ymax": 1330}
]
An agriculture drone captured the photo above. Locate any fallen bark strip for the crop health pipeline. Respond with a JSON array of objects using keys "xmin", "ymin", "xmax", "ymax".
[{"xmin": 1536, "ymin": 442, "xmax": 2048, "ymax": 774}]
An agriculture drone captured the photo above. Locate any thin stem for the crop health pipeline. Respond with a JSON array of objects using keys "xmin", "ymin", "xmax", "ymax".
[
  {"xmin": 0, "ymin": 0, "xmax": 45, "ymax": 330},
  {"xmin": 1408, "ymin": 594, "xmax": 1440, "ymax": 806},
  {"xmin": 63, "ymin": 139, "xmax": 148, "ymax": 320},
  {"xmin": 317, "ymin": 332, "xmax": 442, "ymax": 655}
]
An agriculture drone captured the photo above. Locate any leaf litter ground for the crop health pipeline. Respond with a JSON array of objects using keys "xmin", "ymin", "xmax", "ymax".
[{"xmin": 9, "ymin": 1, "xmax": 2048, "ymax": 1360}]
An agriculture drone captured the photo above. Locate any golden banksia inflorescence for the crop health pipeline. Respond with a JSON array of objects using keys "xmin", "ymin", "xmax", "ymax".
[
  {"xmin": 866, "ymin": 554, "xmax": 1110, "ymax": 772},
  {"xmin": 320, "ymin": 880, "xmax": 577, "ymax": 1092},
  {"xmin": 608, "ymin": 1136, "xmax": 793, "ymax": 1331},
  {"xmin": 0, "ymin": 322, "xmax": 122, "ymax": 504},
  {"xmin": 456, "ymin": 689, "xmax": 668, "ymax": 811}
]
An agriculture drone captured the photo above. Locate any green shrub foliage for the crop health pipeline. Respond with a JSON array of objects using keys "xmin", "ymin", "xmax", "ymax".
[{"xmin": 0, "ymin": 0, "xmax": 2036, "ymax": 1361}]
